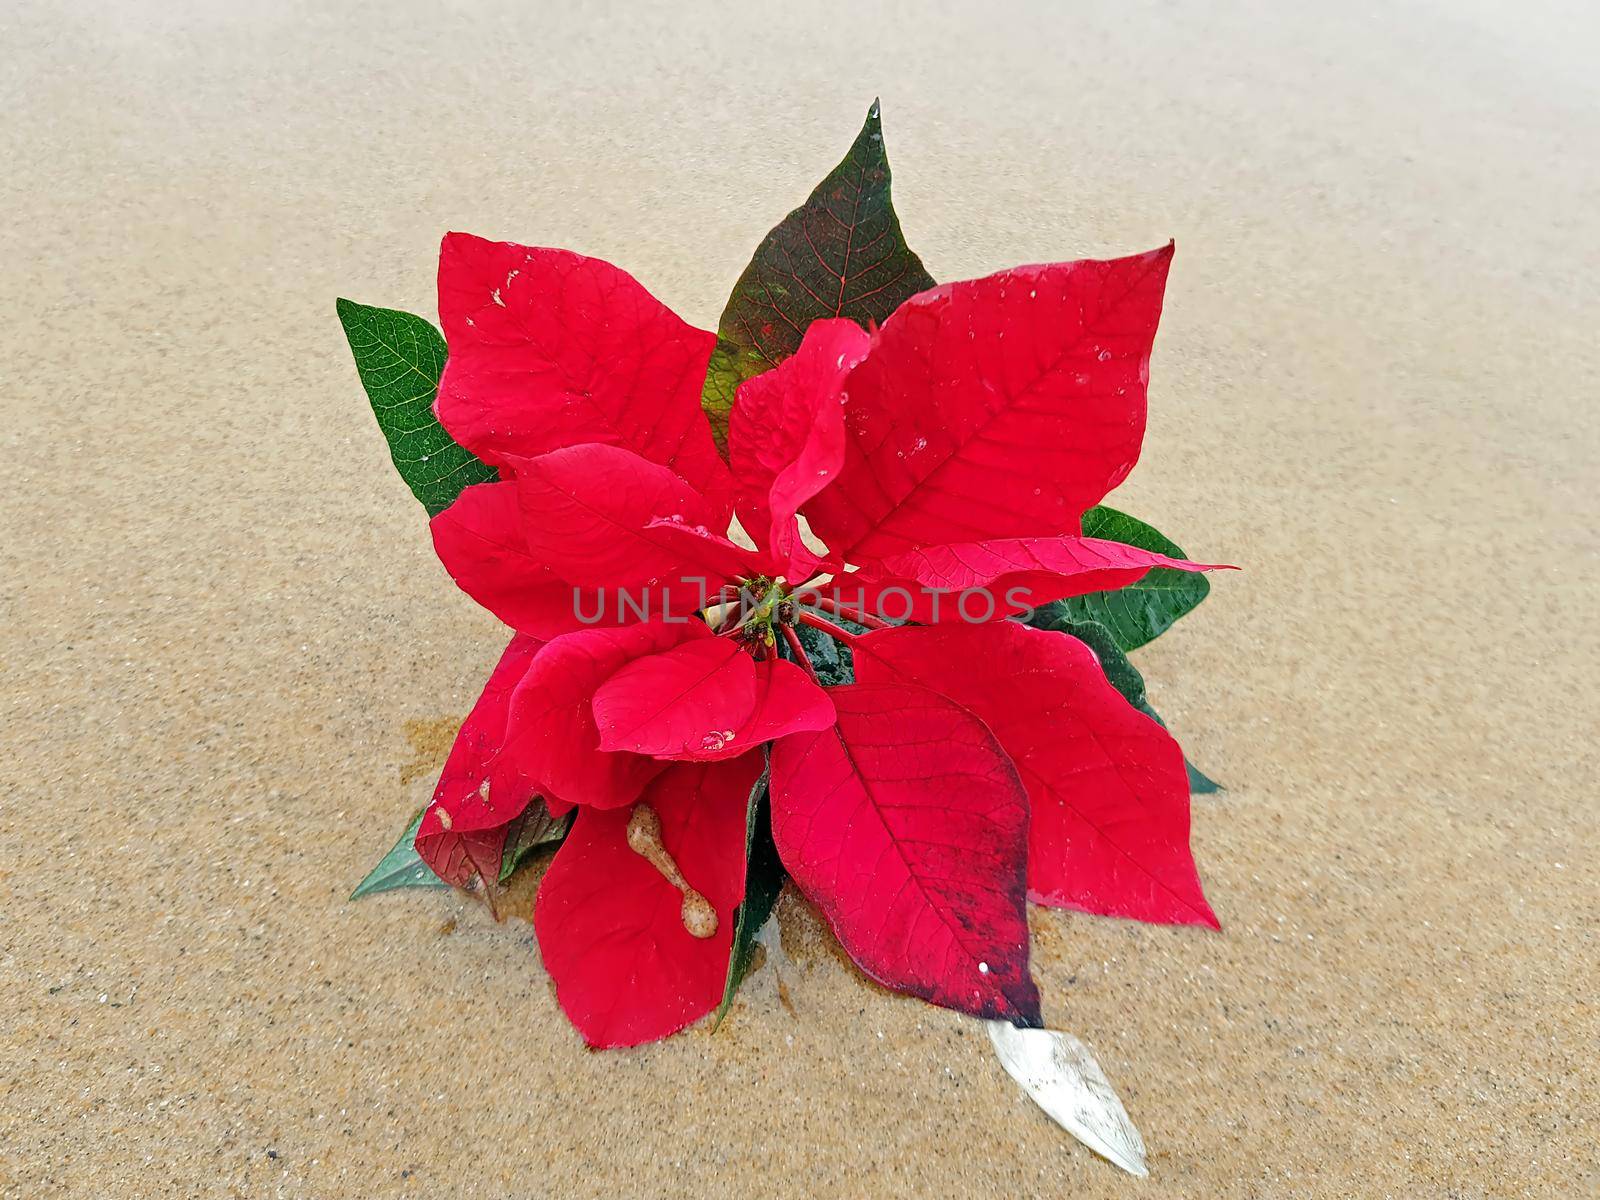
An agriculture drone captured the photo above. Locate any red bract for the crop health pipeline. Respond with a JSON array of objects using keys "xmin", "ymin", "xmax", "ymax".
[
  {"xmin": 832, "ymin": 535, "xmax": 1227, "ymax": 624},
  {"xmin": 534, "ymin": 756, "xmax": 761, "ymax": 1047},
  {"xmin": 414, "ymin": 632, "xmax": 544, "ymax": 889},
  {"xmin": 415, "ymin": 231, "xmax": 1229, "ymax": 1048},
  {"xmin": 434, "ymin": 234, "xmax": 732, "ymax": 512},
  {"xmin": 853, "ymin": 622, "xmax": 1219, "ymax": 928},
  {"xmin": 804, "ymin": 248, "xmax": 1175, "ymax": 559},
  {"xmin": 771, "ymin": 683, "xmax": 1040, "ymax": 1024}
]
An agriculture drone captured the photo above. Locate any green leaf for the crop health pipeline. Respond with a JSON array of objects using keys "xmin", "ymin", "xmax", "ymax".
[
  {"xmin": 1039, "ymin": 506, "xmax": 1211, "ymax": 651},
  {"xmin": 497, "ymin": 803, "xmax": 572, "ymax": 884},
  {"xmin": 701, "ymin": 99, "xmax": 935, "ymax": 450},
  {"xmin": 713, "ymin": 755, "xmax": 784, "ymax": 1028},
  {"xmin": 700, "ymin": 341, "xmax": 768, "ymax": 455},
  {"xmin": 1029, "ymin": 613, "xmax": 1222, "ymax": 795},
  {"xmin": 350, "ymin": 810, "xmax": 449, "ymax": 899},
  {"xmin": 1182, "ymin": 758, "xmax": 1223, "ymax": 795},
  {"xmin": 794, "ymin": 620, "xmax": 855, "ymax": 686},
  {"xmin": 336, "ymin": 298, "xmax": 497, "ymax": 516}
]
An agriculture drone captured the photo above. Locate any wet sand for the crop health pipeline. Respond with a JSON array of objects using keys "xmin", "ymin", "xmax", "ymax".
[{"xmin": 3, "ymin": 1, "xmax": 1597, "ymax": 1196}]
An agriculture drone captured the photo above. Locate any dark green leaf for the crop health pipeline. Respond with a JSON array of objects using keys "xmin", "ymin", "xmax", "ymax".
[
  {"xmin": 336, "ymin": 298, "xmax": 497, "ymax": 516},
  {"xmin": 714, "ymin": 755, "xmax": 784, "ymax": 1028},
  {"xmin": 1182, "ymin": 758, "xmax": 1223, "ymax": 795},
  {"xmin": 701, "ymin": 100, "xmax": 935, "ymax": 450},
  {"xmin": 794, "ymin": 620, "xmax": 855, "ymax": 686},
  {"xmin": 1037, "ymin": 506, "xmax": 1210, "ymax": 651},
  {"xmin": 350, "ymin": 810, "xmax": 449, "ymax": 899},
  {"xmin": 497, "ymin": 803, "xmax": 572, "ymax": 884},
  {"xmin": 1028, "ymin": 613, "xmax": 1222, "ymax": 795},
  {"xmin": 1036, "ymin": 615, "xmax": 1148, "ymax": 711}
]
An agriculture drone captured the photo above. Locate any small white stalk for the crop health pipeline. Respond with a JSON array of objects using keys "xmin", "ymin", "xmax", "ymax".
[{"xmin": 986, "ymin": 1021, "xmax": 1150, "ymax": 1177}]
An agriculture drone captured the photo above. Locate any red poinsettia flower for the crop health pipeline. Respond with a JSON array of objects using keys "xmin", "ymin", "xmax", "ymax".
[{"xmin": 417, "ymin": 232, "xmax": 1228, "ymax": 1048}]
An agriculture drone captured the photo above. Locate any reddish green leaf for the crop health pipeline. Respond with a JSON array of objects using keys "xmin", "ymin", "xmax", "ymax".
[{"xmin": 701, "ymin": 100, "xmax": 935, "ymax": 450}]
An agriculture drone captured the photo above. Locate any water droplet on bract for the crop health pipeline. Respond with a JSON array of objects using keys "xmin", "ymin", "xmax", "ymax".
[
  {"xmin": 1097, "ymin": 349, "xmax": 1112, "ymax": 362},
  {"xmin": 1029, "ymin": 289, "xmax": 1037, "ymax": 299},
  {"xmin": 1076, "ymin": 373, "xmax": 1090, "ymax": 386},
  {"xmin": 979, "ymin": 961, "xmax": 990, "ymax": 974},
  {"xmin": 1032, "ymin": 487, "xmax": 1042, "ymax": 496},
  {"xmin": 911, "ymin": 436, "xmax": 928, "ymax": 453},
  {"xmin": 836, "ymin": 355, "xmax": 846, "ymax": 368}
]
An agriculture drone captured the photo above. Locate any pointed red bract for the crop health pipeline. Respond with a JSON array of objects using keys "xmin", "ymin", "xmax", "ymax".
[
  {"xmin": 640, "ymin": 518, "xmax": 769, "ymax": 583},
  {"xmin": 853, "ymin": 621, "xmax": 1218, "ymax": 928},
  {"xmin": 535, "ymin": 754, "xmax": 762, "ymax": 1048},
  {"xmin": 512, "ymin": 443, "xmax": 736, "ymax": 607},
  {"xmin": 415, "ymin": 634, "xmax": 543, "ymax": 886},
  {"xmin": 733, "ymin": 658, "xmax": 837, "ymax": 749},
  {"xmin": 592, "ymin": 638, "xmax": 759, "ymax": 757},
  {"xmin": 495, "ymin": 621, "xmax": 708, "ymax": 810},
  {"xmin": 434, "ymin": 233, "xmax": 731, "ymax": 506},
  {"xmin": 670, "ymin": 657, "xmax": 838, "ymax": 762},
  {"xmin": 430, "ymin": 480, "xmax": 630, "ymax": 639},
  {"xmin": 769, "ymin": 683, "xmax": 1041, "ymax": 1025},
  {"xmin": 805, "ymin": 247, "xmax": 1175, "ymax": 561},
  {"xmin": 729, "ymin": 319, "xmax": 869, "ymax": 576},
  {"xmin": 834, "ymin": 535, "xmax": 1228, "ymax": 622}
]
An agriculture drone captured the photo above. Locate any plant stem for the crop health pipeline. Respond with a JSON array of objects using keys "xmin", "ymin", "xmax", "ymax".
[
  {"xmin": 796, "ymin": 608, "xmax": 858, "ymax": 646},
  {"xmin": 809, "ymin": 594, "xmax": 890, "ymax": 631},
  {"xmin": 781, "ymin": 623, "xmax": 821, "ymax": 683}
]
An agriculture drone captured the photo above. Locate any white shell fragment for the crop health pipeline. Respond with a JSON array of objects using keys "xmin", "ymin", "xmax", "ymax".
[{"xmin": 986, "ymin": 1021, "xmax": 1149, "ymax": 1177}]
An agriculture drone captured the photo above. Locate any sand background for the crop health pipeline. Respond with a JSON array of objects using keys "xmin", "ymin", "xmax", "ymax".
[{"xmin": 3, "ymin": 1, "xmax": 1597, "ymax": 1196}]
